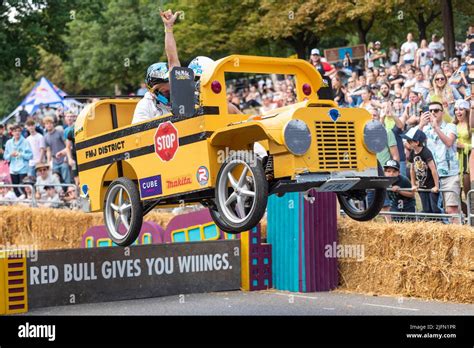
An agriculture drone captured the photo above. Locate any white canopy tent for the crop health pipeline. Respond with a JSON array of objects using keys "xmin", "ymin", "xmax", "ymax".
[{"xmin": 2, "ymin": 77, "xmax": 83, "ymax": 124}]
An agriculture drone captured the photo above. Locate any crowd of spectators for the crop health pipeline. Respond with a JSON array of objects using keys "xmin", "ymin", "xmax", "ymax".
[
  {"xmin": 226, "ymin": 75, "xmax": 298, "ymax": 114},
  {"xmin": 225, "ymin": 28, "xmax": 474, "ymax": 221},
  {"xmin": 0, "ymin": 105, "xmax": 79, "ymax": 209},
  {"xmin": 1, "ymin": 27, "xmax": 474, "ymax": 221}
]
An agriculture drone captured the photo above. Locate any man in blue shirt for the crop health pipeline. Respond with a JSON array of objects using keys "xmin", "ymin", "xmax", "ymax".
[
  {"xmin": 417, "ymin": 101, "xmax": 460, "ymax": 222},
  {"xmin": 3, "ymin": 125, "xmax": 33, "ymax": 196}
]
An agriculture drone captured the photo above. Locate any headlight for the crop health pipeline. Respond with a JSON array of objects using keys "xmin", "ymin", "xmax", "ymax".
[
  {"xmin": 283, "ymin": 119, "xmax": 311, "ymax": 155},
  {"xmin": 363, "ymin": 120, "xmax": 387, "ymax": 153}
]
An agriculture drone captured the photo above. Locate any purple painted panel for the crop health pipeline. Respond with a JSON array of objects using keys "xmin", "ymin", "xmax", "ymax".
[
  {"xmin": 247, "ymin": 234, "xmax": 272, "ymax": 291},
  {"xmin": 303, "ymin": 191, "xmax": 338, "ymax": 292},
  {"xmin": 303, "ymin": 195, "xmax": 314, "ymax": 292},
  {"xmin": 164, "ymin": 209, "xmax": 212, "ymax": 242},
  {"xmin": 162, "ymin": 209, "xmax": 239, "ymax": 242},
  {"xmin": 299, "ymin": 194, "xmax": 304, "ymax": 292},
  {"xmin": 81, "ymin": 222, "xmax": 165, "ymax": 248}
]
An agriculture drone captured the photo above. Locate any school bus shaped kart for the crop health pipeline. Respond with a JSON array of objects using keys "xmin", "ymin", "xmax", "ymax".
[{"xmin": 75, "ymin": 55, "xmax": 393, "ymax": 246}]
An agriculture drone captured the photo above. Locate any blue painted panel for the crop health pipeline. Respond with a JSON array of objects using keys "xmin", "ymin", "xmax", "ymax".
[
  {"xmin": 203, "ymin": 224, "xmax": 218, "ymax": 240},
  {"xmin": 267, "ymin": 192, "xmax": 302, "ymax": 292},
  {"xmin": 188, "ymin": 227, "xmax": 201, "ymax": 241},
  {"xmin": 173, "ymin": 231, "xmax": 186, "ymax": 243}
]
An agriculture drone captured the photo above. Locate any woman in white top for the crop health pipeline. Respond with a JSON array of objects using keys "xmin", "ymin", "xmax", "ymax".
[{"xmin": 415, "ymin": 39, "xmax": 433, "ymax": 76}]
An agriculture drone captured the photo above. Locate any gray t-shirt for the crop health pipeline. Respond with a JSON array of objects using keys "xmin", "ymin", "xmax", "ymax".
[{"xmin": 44, "ymin": 129, "xmax": 66, "ymax": 165}]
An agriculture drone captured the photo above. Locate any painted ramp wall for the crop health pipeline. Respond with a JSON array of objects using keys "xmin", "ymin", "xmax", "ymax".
[
  {"xmin": 26, "ymin": 240, "xmax": 241, "ymax": 309},
  {"xmin": 267, "ymin": 191, "xmax": 338, "ymax": 292}
]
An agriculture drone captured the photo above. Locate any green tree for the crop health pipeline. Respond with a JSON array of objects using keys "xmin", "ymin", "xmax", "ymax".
[
  {"xmin": 1, "ymin": 0, "xmax": 81, "ymax": 78},
  {"xmin": 64, "ymin": 0, "xmax": 163, "ymax": 94},
  {"xmin": 396, "ymin": 0, "xmax": 441, "ymax": 40},
  {"xmin": 244, "ymin": 0, "xmax": 332, "ymax": 58},
  {"xmin": 171, "ymin": 0, "xmax": 262, "ymax": 61}
]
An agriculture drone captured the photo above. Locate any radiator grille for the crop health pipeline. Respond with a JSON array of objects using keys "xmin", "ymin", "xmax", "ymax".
[{"xmin": 314, "ymin": 121, "xmax": 358, "ymax": 170}]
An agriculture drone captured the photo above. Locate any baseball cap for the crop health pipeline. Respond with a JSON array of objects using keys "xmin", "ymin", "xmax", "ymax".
[
  {"xmin": 375, "ymin": 41, "xmax": 381, "ymax": 45},
  {"xmin": 401, "ymin": 128, "xmax": 427, "ymax": 143},
  {"xmin": 311, "ymin": 48, "xmax": 320, "ymax": 55},
  {"xmin": 383, "ymin": 159, "xmax": 400, "ymax": 171}
]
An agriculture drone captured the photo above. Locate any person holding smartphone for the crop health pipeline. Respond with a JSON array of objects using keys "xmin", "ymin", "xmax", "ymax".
[
  {"xmin": 404, "ymin": 89, "xmax": 425, "ymax": 130},
  {"xmin": 418, "ymin": 102, "xmax": 461, "ymax": 223},
  {"xmin": 381, "ymin": 100, "xmax": 407, "ymax": 176}
]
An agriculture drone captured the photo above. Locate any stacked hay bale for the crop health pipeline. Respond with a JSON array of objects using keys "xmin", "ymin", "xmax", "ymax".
[
  {"xmin": 0, "ymin": 206, "xmax": 175, "ymax": 250},
  {"xmin": 338, "ymin": 219, "xmax": 474, "ymax": 303}
]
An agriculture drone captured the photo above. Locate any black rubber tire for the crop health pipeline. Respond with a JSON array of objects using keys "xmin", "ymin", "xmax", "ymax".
[
  {"xmin": 337, "ymin": 188, "xmax": 386, "ymax": 221},
  {"xmin": 104, "ymin": 177, "xmax": 143, "ymax": 246},
  {"xmin": 208, "ymin": 206, "xmax": 237, "ymax": 234},
  {"xmin": 214, "ymin": 153, "xmax": 268, "ymax": 233}
]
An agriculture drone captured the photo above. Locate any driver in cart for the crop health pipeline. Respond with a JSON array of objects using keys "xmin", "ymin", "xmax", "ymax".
[
  {"xmin": 131, "ymin": 9, "xmax": 182, "ymax": 124},
  {"xmin": 133, "ymin": 9, "xmax": 269, "ymax": 165},
  {"xmin": 132, "ymin": 9, "xmax": 245, "ymax": 124}
]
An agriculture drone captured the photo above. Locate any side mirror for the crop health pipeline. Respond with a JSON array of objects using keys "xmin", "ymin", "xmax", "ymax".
[{"xmin": 169, "ymin": 66, "xmax": 196, "ymax": 118}]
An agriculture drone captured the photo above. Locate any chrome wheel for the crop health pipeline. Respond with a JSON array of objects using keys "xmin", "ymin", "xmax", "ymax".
[
  {"xmin": 217, "ymin": 160, "xmax": 257, "ymax": 224},
  {"xmin": 105, "ymin": 185, "xmax": 132, "ymax": 241},
  {"xmin": 104, "ymin": 177, "xmax": 143, "ymax": 246}
]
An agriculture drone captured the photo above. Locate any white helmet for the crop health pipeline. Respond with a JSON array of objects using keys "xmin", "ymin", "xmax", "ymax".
[{"xmin": 188, "ymin": 56, "xmax": 215, "ymax": 78}]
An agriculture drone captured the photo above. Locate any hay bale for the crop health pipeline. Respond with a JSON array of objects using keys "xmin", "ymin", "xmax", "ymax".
[
  {"xmin": 338, "ymin": 220, "xmax": 473, "ymax": 270},
  {"xmin": 339, "ymin": 258, "xmax": 474, "ymax": 303},
  {"xmin": 338, "ymin": 259, "xmax": 404, "ymax": 295},
  {"xmin": 0, "ymin": 206, "xmax": 175, "ymax": 250},
  {"xmin": 338, "ymin": 220, "xmax": 474, "ymax": 303}
]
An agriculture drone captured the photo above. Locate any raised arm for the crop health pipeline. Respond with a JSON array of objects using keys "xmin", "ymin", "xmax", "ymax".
[{"xmin": 160, "ymin": 9, "xmax": 181, "ymax": 69}]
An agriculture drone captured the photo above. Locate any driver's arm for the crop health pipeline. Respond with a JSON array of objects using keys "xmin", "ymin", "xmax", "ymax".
[{"xmin": 161, "ymin": 10, "xmax": 181, "ymax": 69}]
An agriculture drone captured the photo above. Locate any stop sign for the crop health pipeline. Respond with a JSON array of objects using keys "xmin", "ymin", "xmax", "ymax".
[{"xmin": 154, "ymin": 121, "xmax": 179, "ymax": 161}]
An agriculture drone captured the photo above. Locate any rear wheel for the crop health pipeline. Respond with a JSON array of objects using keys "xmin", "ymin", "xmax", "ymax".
[
  {"xmin": 337, "ymin": 188, "xmax": 386, "ymax": 221},
  {"xmin": 104, "ymin": 177, "xmax": 143, "ymax": 246},
  {"xmin": 208, "ymin": 205, "xmax": 235, "ymax": 233},
  {"xmin": 213, "ymin": 153, "xmax": 267, "ymax": 232}
]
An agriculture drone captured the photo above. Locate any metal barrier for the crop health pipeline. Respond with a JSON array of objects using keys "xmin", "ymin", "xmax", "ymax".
[
  {"xmin": 379, "ymin": 188, "xmax": 464, "ymax": 224},
  {"xmin": 35, "ymin": 183, "xmax": 79, "ymax": 209},
  {"xmin": 339, "ymin": 188, "xmax": 465, "ymax": 224},
  {"xmin": 466, "ymin": 189, "xmax": 474, "ymax": 226},
  {"xmin": 0, "ymin": 183, "xmax": 37, "ymax": 207},
  {"xmin": 0, "ymin": 183, "xmax": 79, "ymax": 209}
]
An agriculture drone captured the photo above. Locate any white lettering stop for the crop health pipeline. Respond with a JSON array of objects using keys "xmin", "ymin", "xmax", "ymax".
[
  {"xmin": 156, "ymin": 133, "xmax": 176, "ymax": 151},
  {"xmin": 154, "ymin": 121, "xmax": 179, "ymax": 161}
]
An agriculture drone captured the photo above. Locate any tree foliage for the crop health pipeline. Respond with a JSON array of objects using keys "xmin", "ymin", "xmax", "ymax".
[{"xmin": 1, "ymin": 0, "xmax": 472, "ymax": 118}]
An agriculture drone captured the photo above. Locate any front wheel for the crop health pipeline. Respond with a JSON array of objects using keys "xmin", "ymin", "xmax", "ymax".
[
  {"xmin": 214, "ymin": 152, "xmax": 268, "ymax": 232},
  {"xmin": 337, "ymin": 188, "xmax": 386, "ymax": 221},
  {"xmin": 104, "ymin": 177, "xmax": 143, "ymax": 246}
]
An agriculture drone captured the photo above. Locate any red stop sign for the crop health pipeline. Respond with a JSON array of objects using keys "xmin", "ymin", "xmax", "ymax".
[{"xmin": 154, "ymin": 121, "xmax": 179, "ymax": 161}]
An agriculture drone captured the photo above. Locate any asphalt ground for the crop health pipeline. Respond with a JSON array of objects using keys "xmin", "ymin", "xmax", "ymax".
[{"xmin": 25, "ymin": 289, "xmax": 474, "ymax": 316}]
